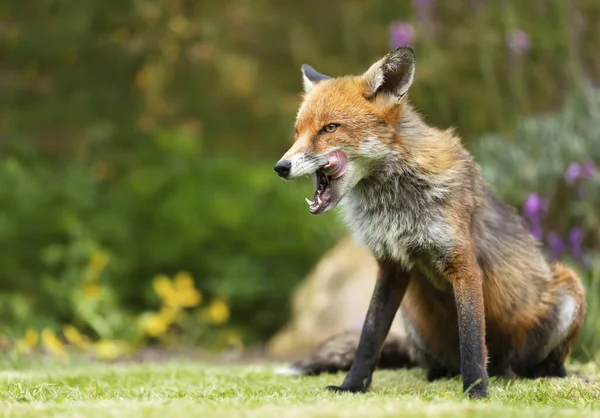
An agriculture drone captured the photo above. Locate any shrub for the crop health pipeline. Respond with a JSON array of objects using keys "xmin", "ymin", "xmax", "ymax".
[
  {"xmin": 470, "ymin": 89, "xmax": 600, "ymax": 359},
  {"xmin": 0, "ymin": 129, "xmax": 342, "ymax": 350}
]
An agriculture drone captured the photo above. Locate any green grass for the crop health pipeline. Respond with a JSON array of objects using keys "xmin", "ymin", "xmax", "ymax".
[{"xmin": 0, "ymin": 360, "xmax": 599, "ymax": 417}]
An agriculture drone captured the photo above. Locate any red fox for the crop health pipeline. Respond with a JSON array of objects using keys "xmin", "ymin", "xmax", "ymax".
[{"xmin": 273, "ymin": 47, "xmax": 586, "ymax": 398}]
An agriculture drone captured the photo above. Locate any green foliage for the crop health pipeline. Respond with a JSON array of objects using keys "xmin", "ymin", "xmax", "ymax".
[
  {"xmin": 1, "ymin": 0, "xmax": 600, "ymax": 356},
  {"xmin": 470, "ymin": 89, "xmax": 600, "ymax": 359},
  {"xmin": 2, "ymin": 0, "xmax": 599, "ymax": 160},
  {"xmin": 0, "ymin": 130, "xmax": 341, "ymax": 345},
  {"xmin": 471, "ymin": 90, "xmax": 600, "ymax": 207}
]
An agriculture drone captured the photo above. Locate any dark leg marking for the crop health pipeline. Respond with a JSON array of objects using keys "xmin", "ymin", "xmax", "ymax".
[
  {"xmin": 444, "ymin": 248, "xmax": 489, "ymax": 399},
  {"xmin": 326, "ymin": 259, "xmax": 410, "ymax": 393}
]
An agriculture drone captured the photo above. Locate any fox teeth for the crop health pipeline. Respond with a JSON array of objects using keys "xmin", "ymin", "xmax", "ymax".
[
  {"xmin": 317, "ymin": 196, "xmax": 322, "ymax": 205},
  {"xmin": 305, "ymin": 197, "xmax": 312, "ymax": 206}
]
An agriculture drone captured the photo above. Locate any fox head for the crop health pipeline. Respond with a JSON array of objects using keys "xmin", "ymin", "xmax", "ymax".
[{"xmin": 274, "ymin": 47, "xmax": 416, "ymax": 215}]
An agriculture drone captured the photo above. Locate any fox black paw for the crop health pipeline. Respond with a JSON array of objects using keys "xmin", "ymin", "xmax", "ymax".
[
  {"xmin": 465, "ymin": 385, "xmax": 488, "ymax": 399},
  {"xmin": 325, "ymin": 384, "xmax": 367, "ymax": 394}
]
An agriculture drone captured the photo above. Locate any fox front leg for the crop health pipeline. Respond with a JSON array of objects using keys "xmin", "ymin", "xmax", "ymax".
[
  {"xmin": 326, "ymin": 259, "xmax": 410, "ymax": 393},
  {"xmin": 443, "ymin": 247, "xmax": 489, "ymax": 399}
]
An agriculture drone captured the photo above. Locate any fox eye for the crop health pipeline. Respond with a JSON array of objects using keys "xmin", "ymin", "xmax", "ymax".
[{"xmin": 319, "ymin": 123, "xmax": 339, "ymax": 135}]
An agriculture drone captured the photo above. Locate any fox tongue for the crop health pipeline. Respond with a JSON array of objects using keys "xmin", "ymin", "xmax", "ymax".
[{"xmin": 324, "ymin": 150, "xmax": 348, "ymax": 179}]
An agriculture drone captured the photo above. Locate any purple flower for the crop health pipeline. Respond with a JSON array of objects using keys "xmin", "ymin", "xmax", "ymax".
[
  {"xmin": 583, "ymin": 160, "xmax": 596, "ymax": 178},
  {"xmin": 547, "ymin": 231, "xmax": 564, "ymax": 259},
  {"xmin": 565, "ymin": 160, "xmax": 596, "ymax": 184},
  {"xmin": 522, "ymin": 193, "xmax": 547, "ymax": 241},
  {"xmin": 507, "ymin": 29, "xmax": 531, "ymax": 55},
  {"xmin": 565, "ymin": 162, "xmax": 582, "ymax": 185},
  {"xmin": 528, "ymin": 223, "xmax": 543, "ymax": 241},
  {"xmin": 522, "ymin": 193, "xmax": 548, "ymax": 221},
  {"xmin": 569, "ymin": 227, "xmax": 583, "ymax": 258},
  {"xmin": 389, "ymin": 22, "xmax": 415, "ymax": 48}
]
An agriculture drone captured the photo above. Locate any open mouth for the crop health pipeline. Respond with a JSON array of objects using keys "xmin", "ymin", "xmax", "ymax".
[
  {"xmin": 305, "ymin": 150, "xmax": 348, "ymax": 215},
  {"xmin": 306, "ymin": 168, "xmax": 333, "ymax": 214}
]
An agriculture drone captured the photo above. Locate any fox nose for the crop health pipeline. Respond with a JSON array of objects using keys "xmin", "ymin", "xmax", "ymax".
[{"xmin": 274, "ymin": 160, "xmax": 292, "ymax": 178}]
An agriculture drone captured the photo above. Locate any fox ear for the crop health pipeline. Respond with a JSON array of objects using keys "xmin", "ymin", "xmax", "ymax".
[
  {"xmin": 362, "ymin": 47, "xmax": 415, "ymax": 101},
  {"xmin": 301, "ymin": 64, "xmax": 331, "ymax": 93}
]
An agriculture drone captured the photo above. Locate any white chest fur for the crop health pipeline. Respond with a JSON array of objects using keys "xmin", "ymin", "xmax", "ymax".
[
  {"xmin": 339, "ymin": 181, "xmax": 455, "ymax": 270},
  {"xmin": 340, "ymin": 193, "xmax": 413, "ymax": 267}
]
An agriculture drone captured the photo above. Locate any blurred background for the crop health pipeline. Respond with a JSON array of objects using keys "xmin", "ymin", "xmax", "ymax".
[{"xmin": 1, "ymin": 0, "xmax": 599, "ymax": 363}]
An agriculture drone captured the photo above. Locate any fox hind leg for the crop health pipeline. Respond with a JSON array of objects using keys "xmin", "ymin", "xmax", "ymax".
[
  {"xmin": 277, "ymin": 330, "xmax": 416, "ymax": 376},
  {"xmin": 515, "ymin": 263, "xmax": 586, "ymax": 379}
]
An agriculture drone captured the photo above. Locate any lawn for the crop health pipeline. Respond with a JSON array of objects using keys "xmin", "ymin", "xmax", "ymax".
[{"xmin": 0, "ymin": 359, "xmax": 599, "ymax": 417}]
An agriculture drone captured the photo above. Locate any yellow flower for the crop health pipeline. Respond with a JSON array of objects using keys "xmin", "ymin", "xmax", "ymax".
[
  {"xmin": 173, "ymin": 271, "xmax": 194, "ymax": 289},
  {"xmin": 204, "ymin": 297, "xmax": 230, "ymax": 325},
  {"xmin": 15, "ymin": 328, "xmax": 38, "ymax": 354},
  {"xmin": 158, "ymin": 306, "xmax": 177, "ymax": 324},
  {"xmin": 63, "ymin": 325, "xmax": 89, "ymax": 348},
  {"xmin": 152, "ymin": 272, "xmax": 202, "ymax": 309},
  {"xmin": 176, "ymin": 288, "xmax": 201, "ymax": 308},
  {"xmin": 142, "ymin": 312, "xmax": 170, "ymax": 337},
  {"xmin": 23, "ymin": 328, "xmax": 38, "ymax": 346},
  {"xmin": 94, "ymin": 340, "xmax": 126, "ymax": 360},
  {"xmin": 153, "ymin": 275, "xmax": 175, "ymax": 301},
  {"xmin": 82, "ymin": 282, "xmax": 102, "ymax": 300},
  {"xmin": 173, "ymin": 271, "xmax": 202, "ymax": 308},
  {"xmin": 41, "ymin": 328, "xmax": 67, "ymax": 358},
  {"xmin": 89, "ymin": 251, "xmax": 109, "ymax": 272},
  {"xmin": 142, "ymin": 306, "xmax": 179, "ymax": 337}
]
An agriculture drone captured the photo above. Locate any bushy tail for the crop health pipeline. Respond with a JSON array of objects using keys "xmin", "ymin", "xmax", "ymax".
[
  {"xmin": 275, "ymin": 330, "xmax": 417, "ymax": 376},
  {"xmin": 548, "ymin": 262, "xmax": 587, "ymax": 362}
]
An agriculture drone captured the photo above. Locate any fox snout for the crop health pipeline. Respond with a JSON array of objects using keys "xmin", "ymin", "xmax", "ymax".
[
  {"xmin": 274, "ymin": 160, "xmax": 292, "ymax": 178},
  {"xmin": 275, "ymin": 150, "xmax": 349, "ymax": 181},
  {"xmin": 273, "ymin": 151, "xmax": 327, "ymax": 180}
]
